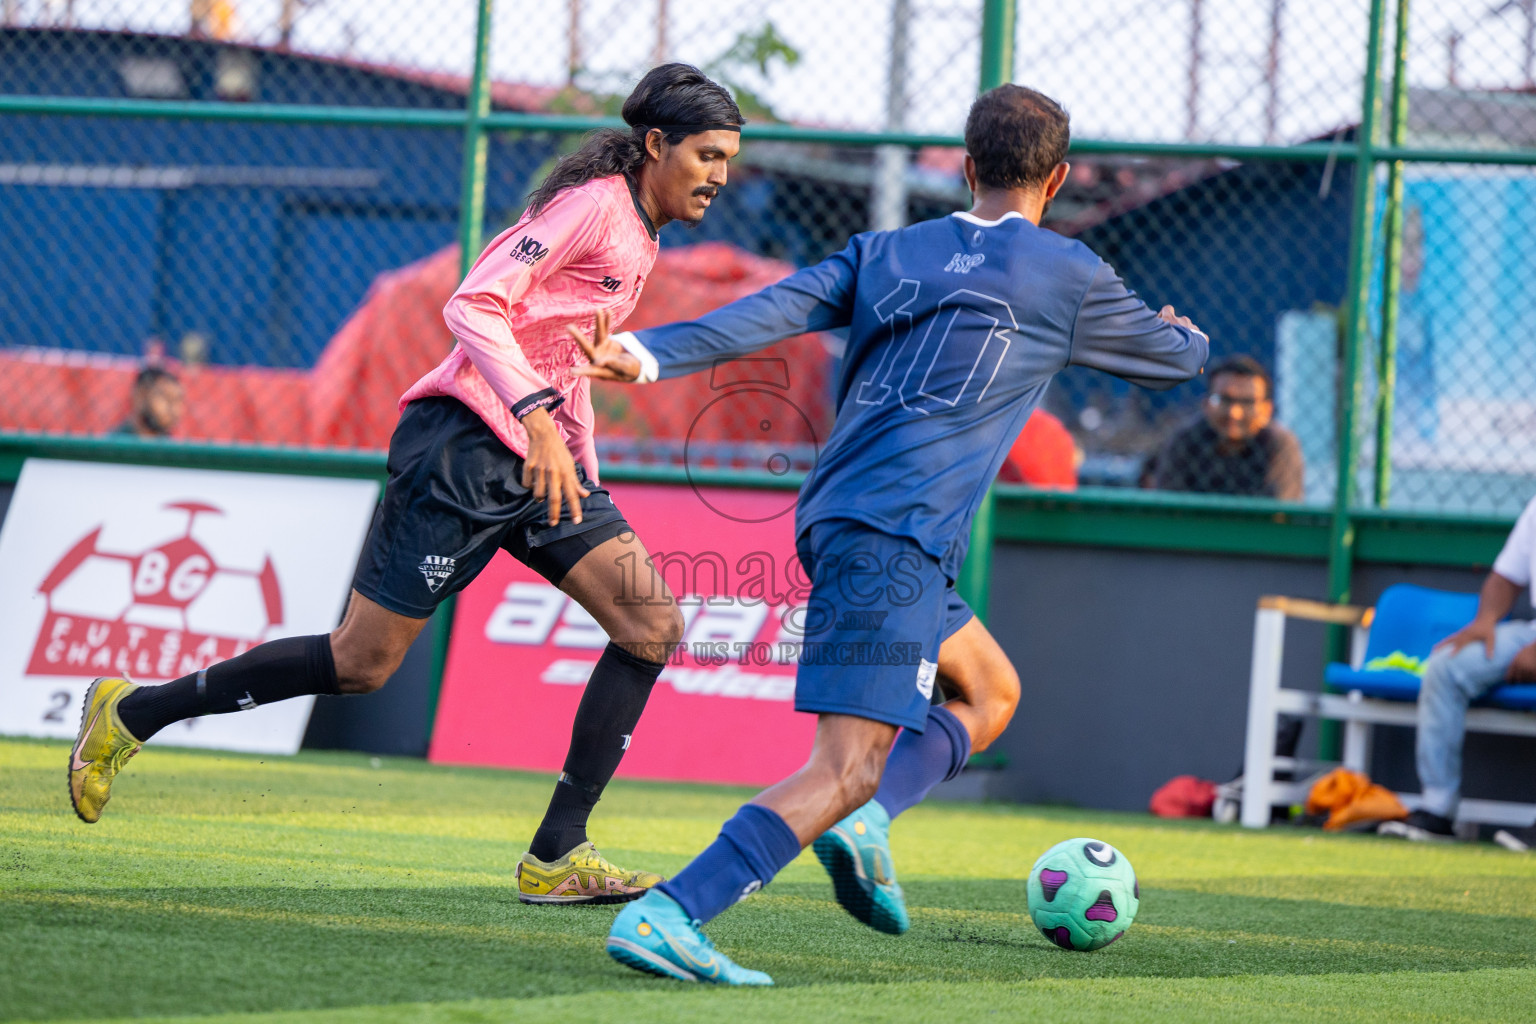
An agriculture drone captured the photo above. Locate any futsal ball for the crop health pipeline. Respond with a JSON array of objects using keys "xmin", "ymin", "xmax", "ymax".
[{"xmin": 1026, "ymin": 837, "xmax": 1139, "ymax": 951}]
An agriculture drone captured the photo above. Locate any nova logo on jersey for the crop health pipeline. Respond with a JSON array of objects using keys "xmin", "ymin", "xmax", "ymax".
[
  {"xmin": 944, "ymin": 252, "xmax": 986, "ymax": 274},
  {"xmin": 510, "ymin": 235, "xmax": 550, "ymax": 265},
  {"xmin": 599, "ymin": 276, "xmax": 623, "ymax": 292}
]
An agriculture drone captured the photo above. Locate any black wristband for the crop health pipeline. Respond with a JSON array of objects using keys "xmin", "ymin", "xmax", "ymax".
[{"xmin": 511, "ymin": 387, "xmax": 564, "ymax": 420}]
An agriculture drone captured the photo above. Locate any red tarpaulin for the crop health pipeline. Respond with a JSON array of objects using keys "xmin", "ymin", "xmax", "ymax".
[{"xmin": 1, "ymin": 242, "xmax": 834, "ymax": 457}]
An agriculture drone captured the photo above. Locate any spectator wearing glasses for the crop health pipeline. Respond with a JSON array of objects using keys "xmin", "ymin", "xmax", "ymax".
[{"xmin": 1148, "ymin": 355, "xmax": 1303, "ymax": 500}]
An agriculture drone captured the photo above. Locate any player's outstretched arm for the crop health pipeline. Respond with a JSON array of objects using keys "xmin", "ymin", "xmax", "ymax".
[
  {"xmin": 1068, "ymin": 261, "xmax": 1209, "ymax": 389},
  {"xmin": 575, "ymin": 242, "xmax": 861, "ymax": 384}
]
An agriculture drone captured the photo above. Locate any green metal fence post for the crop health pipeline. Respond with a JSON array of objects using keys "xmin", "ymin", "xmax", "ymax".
[
  {"xmin": 1374, "ymin": 0, "xmax": 1412, "ymax": 508},
  {"xmin": 457, "ymin": 0, "xmax": 496, "ymax": 279},
  {"xmin": 979, "ymin": 0, "xmax": 1016, "ymax": 95},
  {"xmin": 1321, "ymin": 0, "xmax": 1389, "ymax": 759},
  {"xmin": 1328, "ymin": 0, "xmax": 1388, "ymax": 604},
  {"xmin": 959, "ymin": 491, "xmax": 996, "ymax": 622},
  {"xmin": 955, "ymin": 0, "xmax": 1016, "ymax": 625},
  {"xmin": 425, "ymin": 0, "xmax": 495, "ymax": 737}
]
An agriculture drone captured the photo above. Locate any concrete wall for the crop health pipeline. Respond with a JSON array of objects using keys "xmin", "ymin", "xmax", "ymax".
[{"xmin": 948, "ymin": 542, "xmax": 1535, "ymax": 813}]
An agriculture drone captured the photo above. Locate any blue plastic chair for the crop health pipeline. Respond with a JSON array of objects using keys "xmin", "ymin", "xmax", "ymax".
[{"xmin": 1323, "ymin": 584, "xmax": 1536, "ymax": 710}]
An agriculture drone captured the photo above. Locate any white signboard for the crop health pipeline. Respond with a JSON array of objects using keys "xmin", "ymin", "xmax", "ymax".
[{"xmin": 0, "ymin": 460, "xmax": 378, "ymax": 754}]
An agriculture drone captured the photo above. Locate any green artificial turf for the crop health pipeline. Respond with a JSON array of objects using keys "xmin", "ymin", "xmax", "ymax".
[{"xmin": 3, "ymin": 738, "xmax": 1533, "ymax": 1023}]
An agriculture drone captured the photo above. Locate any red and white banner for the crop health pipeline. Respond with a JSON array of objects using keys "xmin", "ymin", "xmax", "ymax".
[
  {"xmin": 0, "ymin": 459, "xmax": 378, "ymax": 754},
  {"xmin": 430, "ymin": 483, "xmax": 817, "ymax": 786}
]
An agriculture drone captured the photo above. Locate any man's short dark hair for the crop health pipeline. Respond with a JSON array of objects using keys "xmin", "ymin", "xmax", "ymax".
[
  {"xmin": 1207, "ymin": 355, "xmax": 1272, "ymax": 399},
  {"xmin": 134, "ymin": 365, "xmax": 179, "ymax": 391},
  {"xmin": 964, "ymin": 85, "xmax": 1071, "ymax": 191}
]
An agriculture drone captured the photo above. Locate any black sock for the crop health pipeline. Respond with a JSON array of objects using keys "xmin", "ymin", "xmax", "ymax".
[
  {"xmin": 528, "ymin": 641, "xmax": 664, "ymax": 861},
  {"xmin": 117, "ymin": 634, "xmax": 340, "ymax": 741}
]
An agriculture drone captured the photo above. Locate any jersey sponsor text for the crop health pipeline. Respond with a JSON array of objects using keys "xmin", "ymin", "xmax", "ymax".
[{"xmin": 510, "ymin": 235, "xmax": 550, "ymax": 265}]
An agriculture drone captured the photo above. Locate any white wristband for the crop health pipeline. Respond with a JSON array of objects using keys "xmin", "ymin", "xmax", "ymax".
[{"xmin": 613, "ymin": 331, "xmax": 660, "ymax": 384}]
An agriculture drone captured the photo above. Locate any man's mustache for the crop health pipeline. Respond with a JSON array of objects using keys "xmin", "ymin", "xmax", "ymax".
[{"xmin": 693, "ymin": 186, "xmax": 720, "ymax": 198}]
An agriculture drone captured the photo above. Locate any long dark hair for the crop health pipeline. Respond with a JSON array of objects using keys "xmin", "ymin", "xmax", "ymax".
[{"xmin": 526, "ymin": 63, "xmax": 743, "ymax": 215}]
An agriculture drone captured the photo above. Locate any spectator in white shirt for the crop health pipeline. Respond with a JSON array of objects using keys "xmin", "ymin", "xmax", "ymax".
[{"xmin": 1380, "ymin": 495, "xmax": 1536, "ymax": 848}]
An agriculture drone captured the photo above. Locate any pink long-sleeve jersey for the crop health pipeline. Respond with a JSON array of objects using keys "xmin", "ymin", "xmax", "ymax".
[{"xmin": 401, "ymin": 174, "xmax": 659, "ymax": 480}]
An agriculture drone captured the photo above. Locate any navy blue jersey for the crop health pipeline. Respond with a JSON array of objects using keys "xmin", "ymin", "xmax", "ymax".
[{"xmin": 628, "ymin": 212, "xmax": 1208, "ymax": 579}]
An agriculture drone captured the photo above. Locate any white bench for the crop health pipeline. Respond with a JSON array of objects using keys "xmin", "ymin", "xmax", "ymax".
[{"xmin": 1240, "ymin": 593, "xmax": 1536, "ymax": 831}]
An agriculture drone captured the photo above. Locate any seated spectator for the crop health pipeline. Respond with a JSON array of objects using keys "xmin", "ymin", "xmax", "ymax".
[
  {"xmin": 1149, "ymin": 355, "xmax": 1302, "ymax": 500},
  {"xmin": 998, "ymin": 409, "xmax": 1079, "ymax": 489},
  {"xmin": 1380, "ymin": 494, "xmax": 1536, "ymax": 849},
  {"xmin": 113, "ymin": 366, "xmax": 185, "ymax": 439}
]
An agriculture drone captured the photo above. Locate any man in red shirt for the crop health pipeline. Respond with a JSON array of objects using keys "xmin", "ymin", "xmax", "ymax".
[{"xmin": 997, "ymin": 409, "xmax": 1078, "ymax": 489}]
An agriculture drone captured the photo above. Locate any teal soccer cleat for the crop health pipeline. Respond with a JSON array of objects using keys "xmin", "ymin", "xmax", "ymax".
[
  {"xmin": 606, "ymin": 890, "xmax": 774, "ymax": 986},
  {"xmin": 813, "ymin": 799, "xmax": 909, "ymax": 934}
]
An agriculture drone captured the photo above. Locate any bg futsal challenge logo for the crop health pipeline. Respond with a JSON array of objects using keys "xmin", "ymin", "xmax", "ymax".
[{"xmin": 26, "ymin": 502, "xmax": 284, "ymax": 680}]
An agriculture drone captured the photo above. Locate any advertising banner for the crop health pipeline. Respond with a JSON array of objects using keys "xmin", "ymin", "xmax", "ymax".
[
  {"xmin": 0, "ymin": 459, "xmax": 378, "ymax": 754},
  {"xmin": 430, "ymin": 483, "xmax": 817, "ymax": 786}
]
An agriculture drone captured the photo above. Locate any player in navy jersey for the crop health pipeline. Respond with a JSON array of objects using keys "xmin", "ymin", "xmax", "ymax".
[{"xmin": 574, "ymin": 84, "xmax": 1208, "ymax": 985}]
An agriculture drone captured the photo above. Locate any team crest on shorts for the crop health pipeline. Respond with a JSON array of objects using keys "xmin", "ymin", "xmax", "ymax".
[{"xmin": 418, "ymin": 555, "xmax": 457, "ymax": 593}]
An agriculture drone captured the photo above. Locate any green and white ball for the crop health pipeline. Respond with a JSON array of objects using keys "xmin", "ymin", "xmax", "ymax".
[{"xmin": 1026, "ymin": 837, "xmax": 1139, "ymax": 951}]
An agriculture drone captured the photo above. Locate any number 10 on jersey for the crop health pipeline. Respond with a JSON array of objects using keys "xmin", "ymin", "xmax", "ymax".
[{"xmin": 855, "ymin": 280, "xmax": 1017, "ymax": 415}]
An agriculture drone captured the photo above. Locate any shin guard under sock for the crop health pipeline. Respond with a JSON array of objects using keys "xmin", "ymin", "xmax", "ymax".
[
  {"xmin": 528, "ymin": 642, "xmax": 665, "ymax": 861},
  {"xmin": 656, "ymin": 803, "xmax": 801, "ymax": 924},
  {"xmin": 872, "ymin": 702, "xmax": 972, "ymax": 819},
  {"xmin": 116, "ymin": 634, "xmax": 339, "ymax": 741}
]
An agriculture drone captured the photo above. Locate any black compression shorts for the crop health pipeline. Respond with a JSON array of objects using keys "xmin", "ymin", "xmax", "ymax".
[{"xmin": 352, "ymin": 397, "xmax": 631, "ymax": 618}]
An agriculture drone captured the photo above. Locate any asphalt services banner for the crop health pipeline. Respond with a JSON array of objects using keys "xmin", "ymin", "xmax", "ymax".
[{"xmin": 430, "ymin": 483, "xmax": 817, "ymax": 785}]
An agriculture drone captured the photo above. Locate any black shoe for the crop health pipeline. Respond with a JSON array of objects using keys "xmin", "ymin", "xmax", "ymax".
[
  {"xmin": 1492, "ymin": 825, "xmax": 1536, "ymax": 852},
  {"xmin": 1378, "ymin": 809, "xmax": 1455, "ymax": 841}
]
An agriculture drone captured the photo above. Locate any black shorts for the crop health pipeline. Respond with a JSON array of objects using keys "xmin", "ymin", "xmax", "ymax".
[{"xmin": 352, "ymin": 397, "xmax": 631, "ymax": 618}]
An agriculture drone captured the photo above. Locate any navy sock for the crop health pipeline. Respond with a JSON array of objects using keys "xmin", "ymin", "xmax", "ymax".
[
  {"xmin": 656, "ymin": 804, "xmax": 801, "ymax": 924},
  {"xmin": 873, "ymin": 703, "xmax": 972, "ymax": 819}
]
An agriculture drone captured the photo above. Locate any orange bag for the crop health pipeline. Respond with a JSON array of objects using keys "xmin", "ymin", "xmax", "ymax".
[{"xmin": 1305, "ymin": 767, "xmax": 1408, "ymax": 830}]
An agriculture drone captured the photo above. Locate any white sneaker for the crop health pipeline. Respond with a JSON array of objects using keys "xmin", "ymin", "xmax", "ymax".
[{"xmin": 1492, "ymin": 827, "xmax": 1534, "ymax": 852}]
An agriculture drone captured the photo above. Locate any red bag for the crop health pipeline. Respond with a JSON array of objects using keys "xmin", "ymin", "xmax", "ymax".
[{"xmin": 1149, "ymin": 775, "xmax": 1218, "ymax": 817}]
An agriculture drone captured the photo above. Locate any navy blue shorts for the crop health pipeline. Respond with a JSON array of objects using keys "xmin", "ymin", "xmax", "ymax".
[
  {"xmin": 352, "ymin": 397, "xmax": 631, "ymax": 618},
  {"xmin": 793, "ymin": 519, "xmax": 970, "ymax": 733},
  {"xmin": 942, "ymin": 587, "xmax": 976, "ymax": 643}
]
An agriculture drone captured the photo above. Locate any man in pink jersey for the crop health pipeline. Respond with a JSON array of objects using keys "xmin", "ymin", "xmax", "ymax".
[{"xmin": 68, "ymin": 64, "xmax": 744, "ymax": 905}]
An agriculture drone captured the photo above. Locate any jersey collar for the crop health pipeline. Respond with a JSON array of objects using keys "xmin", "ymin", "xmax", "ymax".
[
  {"xmin": 951, "ymin": 210, "xmax": 1026, "ymax": 227},
  {"xmin": 624, "ymin": 174, "xmax": 660, "ymax": 242}
]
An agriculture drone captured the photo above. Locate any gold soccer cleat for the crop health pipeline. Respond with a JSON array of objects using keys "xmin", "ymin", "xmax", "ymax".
[
  {"xmin": 67, "ymin": 677, "xmax": 143, "ymax": 824},
  {"xmin": 516, "ymin": 841, "xmax": 662, "ymax": 905}
]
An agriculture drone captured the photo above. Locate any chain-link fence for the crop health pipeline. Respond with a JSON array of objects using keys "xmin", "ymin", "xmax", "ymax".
[{"xmin": 1, "ymin": 0, "xmax": 1533, "ymax": 519}]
